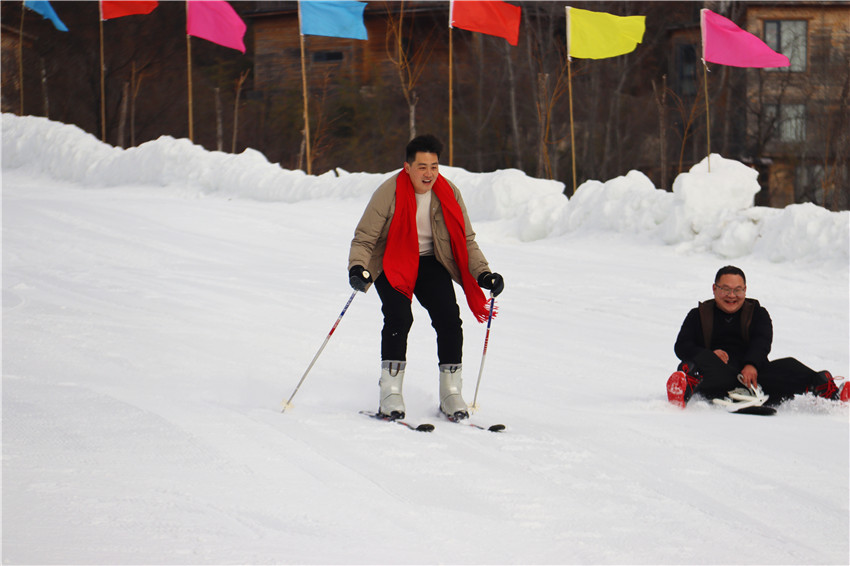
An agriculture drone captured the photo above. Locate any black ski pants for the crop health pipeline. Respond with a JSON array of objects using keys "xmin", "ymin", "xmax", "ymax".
[
  {"xmin": 689, "ymin": 349, "xmax": 818, "ymax": 405},
  {"xmin": 374, "ymin": 255, "xmax": 463, "ymax": 365}
]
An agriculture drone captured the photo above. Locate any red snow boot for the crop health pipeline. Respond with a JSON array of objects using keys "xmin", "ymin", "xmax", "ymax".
[
  {"xmin": 809, "ymin": 371, "xmax": 841, "ymax": 400},
  {"xmin": 837, "ymin": 377, "xmax": 849, "ymax": 403},
  {"xmin": 667, "ymin": 371, "xmax": 688, "ymax": 408},
  {"xmin": 667, "ymin": 367, "xmax": 700, "ymax": 408}
]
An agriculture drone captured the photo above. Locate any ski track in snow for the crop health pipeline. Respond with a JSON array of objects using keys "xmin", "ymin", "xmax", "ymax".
[{"xmin": 3, "ymin": 132, "xmax": 849, "ymax": 563}]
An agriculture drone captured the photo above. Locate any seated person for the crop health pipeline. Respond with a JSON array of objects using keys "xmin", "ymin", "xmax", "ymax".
[{"xmin": 667, "ymin": 265, "xmax": 846, "ymax": 407}]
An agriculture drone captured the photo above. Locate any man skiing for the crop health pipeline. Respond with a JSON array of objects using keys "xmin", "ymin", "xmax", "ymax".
[
  {"xmin": 348, "ymin": 134, "xmax": 504, "ymax": 421},
  {"xmin": 667, "ymin": 265, "xmax": 847, "ymax": 408}
]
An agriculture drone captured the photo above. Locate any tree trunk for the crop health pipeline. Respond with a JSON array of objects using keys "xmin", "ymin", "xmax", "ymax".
[
  {"xmin": 117, "ymin": 81, "xmax": 129, "ymax": 148},
  {"xmin": 40, "ymin": 58, "xmax": 49, "ymax": 118},
  {"xmin": 536, "ymin": 72, "xmax": 549, "ymax": 178},
  {"xmin": 652, "ymin": 75, "xmax": 668, "ymax": 190},
  {"xmin": 130, "ymin": 63, "xmax": 137, "ymax": 147},
  {"xmin": 475, "ymin": 34, "xmax": 484, "ymax": 171},
  {"xmin": 408, "ymin": 91, "xmax": 417, "ymax": 141},
  {"xmin": 505, "ymin": 41, "xmax": 522, "ymax": 170},
  {"xmin": 232, "ymin": 70, "xmax": 249, "ymax": 153},
  {"xmin": 297, "ymin": 130, "xmax": 306, "ymax": 171},
  {"xmin": 582, "ymin": 65, "xmax": 602, "ymax": 179},
  {"xmin": 602, "ymin": 59, "xmax": 630, "ymax": 179},
  {"xmin": 215, "ymin": 87, "xmax": 223, "ymax": 151}
]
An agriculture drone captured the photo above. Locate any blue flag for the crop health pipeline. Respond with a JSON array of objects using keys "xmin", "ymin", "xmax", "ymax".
[
  {"xmin": 24, "ymin": 0, "xmax": 68, "ymax": 32},
  {"xmin": 300, "ymin": 0, "xmax": 368, "ymax": 40}
]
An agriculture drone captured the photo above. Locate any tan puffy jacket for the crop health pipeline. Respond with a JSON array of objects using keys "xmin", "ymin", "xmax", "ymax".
[{"xmin": 348, "ymin": 172, "xmax": 490, "ymax": 289}]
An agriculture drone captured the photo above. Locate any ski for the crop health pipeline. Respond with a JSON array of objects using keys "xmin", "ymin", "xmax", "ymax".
[
  {"xmin": 712, "ymin": 385, "xmax": 776, "ymax": 416},
  {"xmin": 712, "ymin": 397, "xmax": 777, "ymax": 416},
  {"xmin": 359, "ymin": 410, "xmax": 435, "ymax": 432},
  {"xmin": 442, "ymin": 411, "xmax": 506, "ymax": 432},
  {"xmin": 730, "ymin": 405, "xmax": 777, "ymax": 416},
  {"xmin": 460, "ymin": 421, "xmax": 506, "ymax": 432}
]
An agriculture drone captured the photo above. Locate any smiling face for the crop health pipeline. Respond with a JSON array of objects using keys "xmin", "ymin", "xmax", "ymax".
[
  {"xmin": 713, "ymin": 274, "xmax": 747, "ymax": 313},
  {"xmin": 403, "ymin": 151, "xmax": 439, "ymax": 194}
]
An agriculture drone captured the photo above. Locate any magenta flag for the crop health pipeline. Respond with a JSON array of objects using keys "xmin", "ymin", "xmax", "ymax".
[
  {"xmin": 701, "ymin": 9, "xmax": 789, "ymax": 68},
  {"xmin": 187, "ymin": 0, "xmax": 246, "ymax": 53}
]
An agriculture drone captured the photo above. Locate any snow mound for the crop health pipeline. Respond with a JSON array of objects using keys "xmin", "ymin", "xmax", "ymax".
[{"xmin": 3, "ymin": 113, "xmax": 847, "ymax": 265}]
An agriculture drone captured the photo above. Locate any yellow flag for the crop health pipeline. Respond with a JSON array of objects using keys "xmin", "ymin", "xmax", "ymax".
[{"xmin": 567, "ymin": 7, "xmax": 646, "ymax": 59}]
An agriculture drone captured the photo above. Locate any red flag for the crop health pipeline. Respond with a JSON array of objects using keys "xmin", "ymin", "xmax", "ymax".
[
  {"xmin": 101, "ymin": 1, "xmax": 158, "ymax": 20},
  {"xmin": 187, "ymin": 0, "xmax": 246, "ymax": 53},
  {"xmin": 450, "ymin": 0, "xmax": 521, "ymax": 46},
  {"xmin": 701, "ymin": 9, "xmax": 790, "ymax": 68}
]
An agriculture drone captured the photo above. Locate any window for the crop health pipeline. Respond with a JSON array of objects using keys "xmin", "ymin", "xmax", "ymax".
[
  {"xmin": 312, "ymin": 51, "xmax": 344, "ymax": 63},
  {"xmin": 674, "ymin": 43, "xmax": 697, "ymax": 97},
  {"xmin": 796, "ymin": 163, "xmax": 825, "ymax": 204},
  {"xmin": 766, "ymin": 104, "xmax": 806, "ymax": 142},
  {"xmin": 764, "ymin": 20, "xmax": 807, "ymax": 71}
]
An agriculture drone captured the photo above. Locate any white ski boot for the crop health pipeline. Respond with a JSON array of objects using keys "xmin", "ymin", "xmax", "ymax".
[
  {"xmin": 379, "ymin": 360, "xmax": 406, "ymax": 419},
  {"xmin": 439, "ymin": 363, "xmax": 469, "ymax": 420}
]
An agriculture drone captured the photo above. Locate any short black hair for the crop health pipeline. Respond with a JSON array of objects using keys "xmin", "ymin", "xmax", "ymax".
[
  {"xmin": 405, "ymin": 134, "xmax": 443, "ymax": 163},
  {"xmin": 715, "ymin": 265, "xmax": 746, "ymax": 284}
]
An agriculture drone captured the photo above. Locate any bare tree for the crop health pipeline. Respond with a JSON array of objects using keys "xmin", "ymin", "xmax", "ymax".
[
  {"xmin": 305, "ymin": 72, "xmax": 346, "ymax": 173},
  {"xmin": 117, "ymin": 81, "xmax": 129, "ymax": 147},
  {"xmin": 232, "ymin": 69, "xmax": 249, "ymax": 153},
  {"xmin": 129, "ymin": 61, "xmax": 154, "ymax": 148},
  {"xmin": 215, "ymin": 87, "xmax": 223, "ymax": 151},
  {"xmin": 652, "ymin": 75, "xmax": 668, "ymax": 190},
  {"xmin": 384, "ymin": 0, "xmax": 435, "ymax": 141},
  {"xmin": 505, "ymin": 41, "xmax": 523, "ymax": 170},
  {"xmin": 522, "ymin": 3, "xmax": 569, "ymax": 180},
  {"xmin": 796, "ymin": 30, "xmax": 850, "ymax": 210}
]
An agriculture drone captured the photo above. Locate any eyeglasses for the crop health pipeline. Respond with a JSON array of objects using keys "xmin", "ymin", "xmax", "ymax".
[{"xmin": 714, "ymin": 285, "xmax": 746, "ymax": 297}]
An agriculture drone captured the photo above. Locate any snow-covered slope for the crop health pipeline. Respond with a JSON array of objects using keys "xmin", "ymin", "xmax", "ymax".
[{"xmin": 3, "ymin": 114, "xmax": 847, "ymax": 564}]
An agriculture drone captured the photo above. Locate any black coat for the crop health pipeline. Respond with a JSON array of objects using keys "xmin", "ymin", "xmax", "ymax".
[{"xmin": 674, "ymin": 298, "xmax": 773, "ymax": 372}]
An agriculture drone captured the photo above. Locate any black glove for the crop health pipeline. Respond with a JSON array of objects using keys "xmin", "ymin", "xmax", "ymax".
[
  {"xmin": 349, "ymin": 265, "xmax": 372, "ymax": 292},
  {"xmin": 477, "ymin": 272, "xmax": 504, "ymax": 297}
]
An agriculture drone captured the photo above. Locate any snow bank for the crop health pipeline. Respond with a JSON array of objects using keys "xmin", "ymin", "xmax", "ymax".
[{"xmin": 3, "ymin": 113, "xmax": 847, "ymax": 265}]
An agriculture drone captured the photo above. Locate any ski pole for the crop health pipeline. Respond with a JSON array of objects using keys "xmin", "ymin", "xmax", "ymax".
[
  {"xmin": 470, "ymin": 292, "xmax": 496, "ymax": 413},
  {"xmin": 282, "ymin": 289, "xmax": 358, "ymax": 412}
]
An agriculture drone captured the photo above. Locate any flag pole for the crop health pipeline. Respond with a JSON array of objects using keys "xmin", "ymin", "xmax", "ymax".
[
  {"xmin": 702, "ymin": 61, "xmax": 711, "ymax": 172},
  {"xmin": 18, "ymin": 2, "xmax": 24, "ymax": 115},
  {"xmin": 566, "ymin": 7, "xmax": 577, "ymax": 193},
  {"xmin": 568, "ymin": 58, "xmax": 576, "ymax": 194},
  {"xmin": 448, "ymin": 1, "xmax": 454, "ymax": 166},
  {"xmin": 186, "ymin": 0, "xmax": 194, "ymax": 143},
  {"xmin": 298, "ymin": 2, "xmax": 312, "ymax": 175},
  {"xmin": 99, "ymin": 2, "xmax": 106, "ymax": 142},
  {"xmin": 448, "ymin": 25, "xmax": 454, "ymax": 166},
  {"xmin": 699, "ymin": 9, "xmax": 710, "ymax": 172},
  {"xmin": 186, "ymin": 32, "xmax": 193, "ymax": 142}
]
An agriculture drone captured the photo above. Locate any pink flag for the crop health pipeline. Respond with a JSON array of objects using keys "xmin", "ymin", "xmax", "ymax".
[
  {"xmin": 701, "ymin": 9, "xmax": 789, "ymax": 68},
  {"xmin": 187, "ymin": 0, "xmax": 246, "ymax": 53}
]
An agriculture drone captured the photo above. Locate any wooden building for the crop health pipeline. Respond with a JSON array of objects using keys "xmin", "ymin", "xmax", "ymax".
[
  {"xmin": 248, "ymin": 1, "xmax": 455, "ymax": 94},
  {"xmin": 1, "ymin": 23, "xmax": 36, "ymax": 115},
  {"xmin": 744, "ymin": 1, "xmax": 849, "ymax": 209}
]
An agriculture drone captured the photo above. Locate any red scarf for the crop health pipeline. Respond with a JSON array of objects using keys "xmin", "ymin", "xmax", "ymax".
[{"xmin": 383, "ymin": 171, "xmax": 491, "ymax": 323}]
